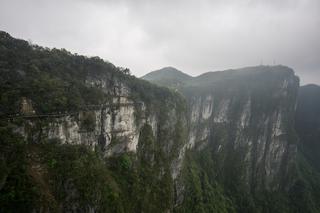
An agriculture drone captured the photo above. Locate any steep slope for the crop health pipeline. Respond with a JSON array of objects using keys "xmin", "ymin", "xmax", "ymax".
[
  {"xmin": 145, "ymin": 66, "xmax": 320, "ymax": 212},
  {"xmin": 189, "ymin": 66, "xmax": 298, "ymax": 188},
  {"xmin": 145, "ymin": 65, "xmax": 295, "ymax": 89},
  {"xmin": 296, "ymin": 84, "xmax": 320, "ymax": 170},
  {"xmin": 0, "ymin": 31, "xmax": 189, "ymax": 212},
  {"xmin": 292, "ymin": 84, "xmax": 320, "ymax": 212},
  {"xmin": 175, "ymin": 66, "xmax": 301, "ymax": 212},
  {"xmin": 1, "ymin": 31, "xmax": 320, "ymax": 213}
]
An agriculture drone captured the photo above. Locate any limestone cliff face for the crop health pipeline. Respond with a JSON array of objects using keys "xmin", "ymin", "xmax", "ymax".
[
  {"xmin": 16, "ymin": 65, "xmax": 300, "ymax": 204},
  {"xmin": 23, "ymin": 96, "xmax": 142, "ymax": 155},
  {"xmin": 17, "ymin": 72, "xmax": 187, "ymax": 181},
  {"xmin": 1, "ymin": 31, "xmax": 314, "ymax": 212},
  {"xmin": 147, "ymin": 66, "xmax": 300, "ymax": 192}
]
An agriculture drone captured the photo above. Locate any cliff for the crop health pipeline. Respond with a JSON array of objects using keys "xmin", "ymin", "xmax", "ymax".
[
  {"xmin": 185, "ymin": 66, "xmax": 299, "ymax": 191},
  {"xmin": 1, "ymin": 31, "xmax": 320, "ymax": 213},
  {"xmin": 0, "ymin": 31, "xmax": 187, "ymax": 212},
  {"xmin": 147, "ymin": 66, "xmax": 304, "ymax": 212}
]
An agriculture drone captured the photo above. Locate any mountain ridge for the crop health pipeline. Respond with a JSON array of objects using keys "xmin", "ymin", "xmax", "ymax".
[
  {"xmin": 143, "ymin": 65, "xmax": 296, "ymax": 89},
  {"xmin": 1, "ymin": 31, "xmax": 320, "ymax": 213}
]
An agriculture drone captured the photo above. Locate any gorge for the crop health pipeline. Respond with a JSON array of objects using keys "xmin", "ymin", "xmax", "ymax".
[{"xmin": 1, "ymin": 31, "xmax": 320, "ymax": 213}]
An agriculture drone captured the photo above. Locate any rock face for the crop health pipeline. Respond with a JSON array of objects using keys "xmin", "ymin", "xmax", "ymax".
[
  {"xmin": 3, "ymin": 31, "xmax": 319, "ymax": 212},
  {"xmin": 147, "ymin": 66, "xmax": 300, "ymax": 192},
  {"xmin": 18, "ymin": 71, "xmax": 187, "ymax": 175},
  {"xmin": 23, "ymin": 96, "xmax": 143, "ymax": 154},
  {"xmin": 18, "ymin": 65, "xmax": 300, "ymax": 208},
  {"xmin": 0, "ymin": 32, "xmax": 191, "ymax": 213}
]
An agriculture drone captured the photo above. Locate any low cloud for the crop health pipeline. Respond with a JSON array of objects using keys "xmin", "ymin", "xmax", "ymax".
[{"xmin": 0, "ymin": 0, "xmax": 319, "ymax": 84}]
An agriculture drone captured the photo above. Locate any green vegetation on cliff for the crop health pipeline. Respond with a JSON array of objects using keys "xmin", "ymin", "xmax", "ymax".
[
  {"xmin": 0, "ymin": 31, "xmax": 181, "ymax": 116},
  {"xmin": 145, "ymin": 66, "xmax": 320, "ymax": 213},
  {"xmin": 0, "ymin": 31, "xmax": 187, "ymax": 212},
  {"xmin": 1, "ymin": 31, "xmax": 320, "ymax": 213},
  {"xmin": 0, "ymin": 121, "xmax": 183, "ymax": 212}
]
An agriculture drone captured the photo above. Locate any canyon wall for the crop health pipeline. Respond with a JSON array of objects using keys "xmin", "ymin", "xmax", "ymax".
[
  {"xmin": 3, "ymin": 31, "xmax": 320, "ymax": 213},
  {"xmin": 183, "ymin": 68, "xmax": 299, "ymax": 191}
]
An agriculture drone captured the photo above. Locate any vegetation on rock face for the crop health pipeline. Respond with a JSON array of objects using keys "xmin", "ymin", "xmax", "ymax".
[
  {"xmin": 0, "ymin": 31, "xmax": 187, "ymax": 212},
  {"xmin": 0, "ymin": 125, "xmax": 40, "ymax": 213},
  {"xmin": 0, "ymin": 122, "xmax": 180, "ymax": 212},
  {"xmin": 0, "ymin": 31, "xmax": 111, "ymax": 114},
  {"xmin": 145, "ymin": 66, "xmax": 320, "ymax": 212},
  {"xmin": 175, "ymin": 136, "xmax": 320, "ymax": 213},
  {"xmin": 1, "ymin": 31, "xmax": 320, "ymax": 213},
  {"xmin": 0, "ymin": 30, "xmax": 180, "ymax": 116},
  {"xmin": 80, "ymin": 111, "xmax": 96, "ymax": 132},
  {"xmin": 175, "ymin": 149, "xmax": 236, "ymax": 213}
]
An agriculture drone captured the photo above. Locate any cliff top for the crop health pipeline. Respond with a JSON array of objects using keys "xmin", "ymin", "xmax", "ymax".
[{"xmin": 143, "ymin": 65, "xmax": 298, "ymax": 89}]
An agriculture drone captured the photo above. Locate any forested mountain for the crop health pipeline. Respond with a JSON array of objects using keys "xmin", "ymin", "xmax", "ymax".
[
  {"xmin": 1, "ymin": 31, "xmax": 320, "ymax": 213},
  {"xmin": 0, "ymin": 31, "xmax": 187, "ymax": 213},
  {"xmin": 144, "ymin": 66, "xmax": 320, "ymax": 212},
  {"xmin": 142, "ymin": 67, "xmax": 192, "ymax": 88}
]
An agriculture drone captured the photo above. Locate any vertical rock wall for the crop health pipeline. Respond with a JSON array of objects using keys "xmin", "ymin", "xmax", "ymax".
[{"xmin": 183, "ymin": 70, "xmax": 299, "ymax": 191}]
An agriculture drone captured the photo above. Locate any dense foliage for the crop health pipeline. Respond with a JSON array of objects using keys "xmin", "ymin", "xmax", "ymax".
[
  {"xmin": 0, "ymin": 31, "xmax": 113, "ymax": 114},
  {"xmin": 145, "ymin": 64, "xmax": 320, "ymax": 212},
  {"xmin": 0, "ymin": 31, "xmax": 187, "ymax": 212},
  {"xmin": 175, "ymin": 140, "xmax": 320, "ymax": 213},
  {"xmin": 1, "ymin": 31, "xmax": 320, "ymax": 213},
  {"xmin": 0, "ymin": 122, "xmax": 181, "ymax": 212},
  {"xmin": 0, "ymin": 124, "xmax": 40, "ymax": 212}
]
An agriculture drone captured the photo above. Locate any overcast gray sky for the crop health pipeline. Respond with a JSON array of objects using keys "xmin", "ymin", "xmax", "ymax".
[{"xmin": 0, "ymin": 0, "xmax": 319, "ymax": 84}]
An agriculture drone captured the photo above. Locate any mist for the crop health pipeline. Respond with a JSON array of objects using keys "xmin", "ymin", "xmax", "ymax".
[{"xmin": 0, "ymin": 0, "xmax": 319, "ymax": 84}]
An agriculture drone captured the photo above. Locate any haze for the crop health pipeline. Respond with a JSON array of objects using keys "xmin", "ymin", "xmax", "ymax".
[{"xmin": 0, "ymin": 0, "xmax": 319, "ymax": 84}]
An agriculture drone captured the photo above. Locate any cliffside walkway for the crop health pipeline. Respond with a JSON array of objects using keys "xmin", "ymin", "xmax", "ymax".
[{"xmin": 0, "ymin": 101, "xmax": 143, "ymax": 120}]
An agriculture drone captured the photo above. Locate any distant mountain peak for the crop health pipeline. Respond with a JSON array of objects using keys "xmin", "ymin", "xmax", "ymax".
[
  {"xmin": 141, "ymin": 66, "xmax": 192, "ymax": 84},
  {"xmin": 157, "ymin": 66, "xmax": 181, "ymax": 72},
  {"xmin": 141, "ymin": 67, "xmax": 192, "ymax": 88},
  {"xmin": 142, "ymin": 65, "xmax": 296, "ymax": 89}
]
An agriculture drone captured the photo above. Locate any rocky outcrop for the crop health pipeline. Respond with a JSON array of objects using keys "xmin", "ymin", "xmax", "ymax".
[
  {"xmin": 147, "ymin": 66, "xmax": 300, "ymax": 192},
  {"xmin": 13, "ymin": 65, "xmax": 300, "ymax": 209},
  {"xmin": 13, "ymin": 71, "xmax": 188, "ymax": 185},
  {"xmin": 21, "ymin": 96, "xmax": 142, "ymax": 155},
  {"xmin": 2, "ymin": 31, "xmax": 317, "ymax": 213}
]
